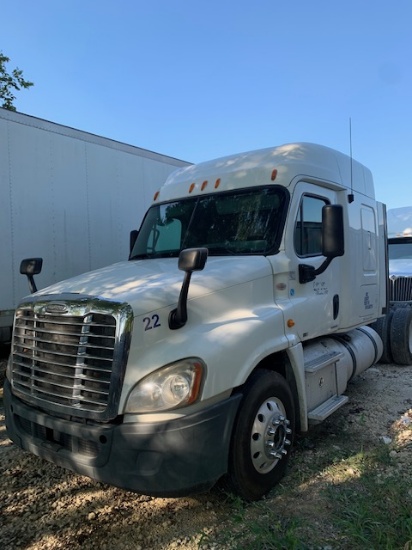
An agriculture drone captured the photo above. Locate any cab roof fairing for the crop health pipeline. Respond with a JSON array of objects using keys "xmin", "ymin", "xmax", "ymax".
[{"xmin": 154, "ymin": 143, "xmax": 375, "ymax": 203}]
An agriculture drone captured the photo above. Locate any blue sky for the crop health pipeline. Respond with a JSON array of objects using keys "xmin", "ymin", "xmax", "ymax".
[{"xmin": 3, "ymin": 0, "xmax": 412, "ymax": 211}]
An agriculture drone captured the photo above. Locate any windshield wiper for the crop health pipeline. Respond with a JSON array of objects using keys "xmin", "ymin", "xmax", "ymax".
[
  {"xmin": 129, "ymin": 253, "xmax": 150, "ymax": 260},
  {"xmin": 206, "ymin": 246, "xmax": 236, "ymax": 256},
  {"xmin": 130, "ymin": 251, "xmax": 180, "ymax": 261}
]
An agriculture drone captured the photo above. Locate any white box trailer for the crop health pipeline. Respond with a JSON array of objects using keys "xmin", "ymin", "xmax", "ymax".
[{"xmin": 0, "ymin": 108, "xmax": 190, "ymax": 343}]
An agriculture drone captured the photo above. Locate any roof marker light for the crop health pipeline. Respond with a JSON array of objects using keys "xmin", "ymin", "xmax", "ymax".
[
  {"xmin": 189, "ymin": 183, "xmax": 195, "ymax": 193},
  {"xmin": 215, "ymin": 178, "xmax": 221, "ymax": 189},
  {"xmin": 153, "ymin": 191, "xmax": 160, "ymax": 201},
  {"xmin": 271, "ymin": 169, "xmax": 278, "ymax": 181},
  {"xmin": 201, "ymin": 180, "xmax": 208, "ymax": 191}
]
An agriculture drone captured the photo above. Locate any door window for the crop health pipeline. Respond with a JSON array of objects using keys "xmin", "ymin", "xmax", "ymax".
[{"xmin": 294, "ymin": 195, "xmax": 329, "ymax": 257}]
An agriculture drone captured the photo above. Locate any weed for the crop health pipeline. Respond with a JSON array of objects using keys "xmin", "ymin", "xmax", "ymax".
[
  {"xmin": 201, "ymin": 443, "xmax": 411, "ymax": 550},
  {"xmin": 198, "ymin": 495, "xmax": 306, "ymax": 549},
  {"xmin": 324, "ymin": 445, "xmax": 412, "ymax": 549}
]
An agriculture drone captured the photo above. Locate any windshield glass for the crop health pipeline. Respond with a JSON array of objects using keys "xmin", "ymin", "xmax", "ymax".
[
  {"xmin": 130, "ymin": 186, "xmax": 288, "ymax": 259},
  {"xmin": 388, "ymin": 241, "xmax": 412, "ymax": 260}
]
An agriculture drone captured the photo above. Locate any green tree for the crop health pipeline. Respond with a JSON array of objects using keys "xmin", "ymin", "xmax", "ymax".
[{"xmin": 0, "ymin": 51, "xmax": 34, "ymax": 111}]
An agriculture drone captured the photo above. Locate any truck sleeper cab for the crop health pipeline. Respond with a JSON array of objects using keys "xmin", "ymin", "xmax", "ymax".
[{"xmin": 5, "ymin": 143, "xmax": 385, "ymax": 501}]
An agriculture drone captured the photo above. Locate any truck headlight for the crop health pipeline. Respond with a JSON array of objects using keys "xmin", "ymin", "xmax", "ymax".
[{"xmin": 125, "ymin": 358, "xmax": 205, "ymax": 413}]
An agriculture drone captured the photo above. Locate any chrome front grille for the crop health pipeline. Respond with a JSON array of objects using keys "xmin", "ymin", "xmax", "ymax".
[
  {"xmin": 389, "ymin": 276, "xmax": 412, "ymax": 302},
  {"xmin": 11, "ymin": 299, "xmax": 132, "ymax": 421}
]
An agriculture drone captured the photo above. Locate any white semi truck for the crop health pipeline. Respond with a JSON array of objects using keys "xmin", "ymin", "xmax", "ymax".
[
  {"xmin": 0, "ymin": 108, "xmax": 189, "ymax": 343},
  {"xmin": 5, "ymin": 143, "xmax": 390, "ymax": 501}
]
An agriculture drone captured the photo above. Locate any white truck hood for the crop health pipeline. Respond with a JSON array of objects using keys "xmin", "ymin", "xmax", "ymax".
[{"xmin": 34, "ymin": 256, "xmax": 273, "ymax": 317}]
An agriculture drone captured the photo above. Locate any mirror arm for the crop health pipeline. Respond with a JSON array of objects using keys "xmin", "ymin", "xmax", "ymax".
[
  {"xmin": 169, "ymin": 272, "xmax": 192, "ymax": 330},
  {"xmin": 299, "ymin": 257, "xmax": 333, "ymax": 284},
  {"xmin": 27, "ymin": 275, "xmax": 38, "ymax": 294},
  {"xmin": 168, "ymin": 248, "xmax": 208, "ymax": 330}
]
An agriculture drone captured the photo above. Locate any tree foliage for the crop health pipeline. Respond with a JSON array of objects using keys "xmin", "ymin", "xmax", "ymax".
[{"xmin": 0, "ymin": 52, "xmax": 34, "ymax": 111}]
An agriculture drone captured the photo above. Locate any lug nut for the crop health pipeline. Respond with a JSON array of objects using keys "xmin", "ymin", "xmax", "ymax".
[{"xmin": 270, "ymin": 452, "xmax": 282, "ymax": 459}]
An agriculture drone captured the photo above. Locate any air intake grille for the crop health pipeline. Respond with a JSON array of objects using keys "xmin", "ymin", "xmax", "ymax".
[
  {"xmin": 11, "ymin": 301, "xmax": 131, "ymax": 421},
  {"xmin": 389, "ymin": 276, "xmax": 412, "ymax": 302}
]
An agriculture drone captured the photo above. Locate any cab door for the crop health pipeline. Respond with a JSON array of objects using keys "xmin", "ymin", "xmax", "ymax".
[{"xmin": 284, "ymin": 182, "xmax": 343, "ymax": 340}]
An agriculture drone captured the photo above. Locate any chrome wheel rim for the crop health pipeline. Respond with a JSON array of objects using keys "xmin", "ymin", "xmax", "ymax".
[{"xmin": 250, "ymin": 397, "xmax": 292, "ymax": 474}]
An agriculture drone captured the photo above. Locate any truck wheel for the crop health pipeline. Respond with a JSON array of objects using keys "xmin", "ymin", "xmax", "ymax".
[
  {"xmin": 227, "ymin": 370, "xmax": 295, "ymax": 501},
  {"xmin": 370, "ymin": 312, "xmax": 393, "ymax": 364},
  {"xmin": 390, "ymin": 306, "xmax": 412, "ymax": 365}
]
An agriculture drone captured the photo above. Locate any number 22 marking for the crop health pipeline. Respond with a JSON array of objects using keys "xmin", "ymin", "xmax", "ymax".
[{"xmin": 143, "ymin": 314, "xmax": 161, "ymax": 331}]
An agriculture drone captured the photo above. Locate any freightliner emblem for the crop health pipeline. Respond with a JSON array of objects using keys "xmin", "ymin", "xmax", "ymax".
[{"xmin": 45, "ymin": 303, "xmax": 69, "ymax": 314}]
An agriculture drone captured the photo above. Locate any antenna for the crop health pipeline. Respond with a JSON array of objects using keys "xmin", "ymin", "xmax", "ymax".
[{"xmin": 348, "ymin": 118, "xmax": 354, "ymax": 203}]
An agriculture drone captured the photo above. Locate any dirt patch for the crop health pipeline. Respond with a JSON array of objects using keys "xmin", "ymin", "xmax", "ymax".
[{"xmin": 1, "ymin": 355, "xmax": 411, "ymax": 549}]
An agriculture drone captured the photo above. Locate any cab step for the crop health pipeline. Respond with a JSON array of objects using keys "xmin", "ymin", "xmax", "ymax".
[
  {"xmin": 307, "ymin": 394, "xmax": 349, "ymax": 424},
  {"xmin": 304, "ymin": 350, "xmax": 343, "ymax": 373}
]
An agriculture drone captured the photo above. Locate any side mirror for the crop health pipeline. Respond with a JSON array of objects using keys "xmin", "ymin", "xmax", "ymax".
[
  {"xmin": 178, "ymin": 247, "xmax": 208, "ymax": 272},
  {"xmin": 299, "ymin": 205, "xmax": 345, "ymax": 284},
  {"xmin": 169, "ymin": 248, "xmax": 208, "ymax": 330},
  {"xmin": 322, "ymin": 204, "xmax": 344, "ymax": 258},
  {"xmin": 20, "ymin": 258, "xmax": 43, "ymax": 294}
]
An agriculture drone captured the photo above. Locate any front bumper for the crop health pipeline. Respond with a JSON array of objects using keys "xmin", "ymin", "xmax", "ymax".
[{"xmin": 4, "ymin": 380, "xmax": 241, "ymax": 497}]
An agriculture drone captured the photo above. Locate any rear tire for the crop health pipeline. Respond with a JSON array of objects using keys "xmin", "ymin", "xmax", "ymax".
[
  {"xmin": 226, "ymin": 370, "xmax": 295, "ymax": 501},
  {"xmin": 390, "ymin": 306, "xmax": 412, "ymax": 365}
]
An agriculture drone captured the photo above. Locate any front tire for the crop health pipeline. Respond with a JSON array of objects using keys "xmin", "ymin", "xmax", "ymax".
[{"xmin": 227, "ymin": 370, "xmax": 295, "ymax": 501}]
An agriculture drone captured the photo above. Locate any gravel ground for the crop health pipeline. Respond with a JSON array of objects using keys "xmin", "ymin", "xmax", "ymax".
[{"xmin": 1, "ymin": 350, "xmax": 411, "ymax": 550}]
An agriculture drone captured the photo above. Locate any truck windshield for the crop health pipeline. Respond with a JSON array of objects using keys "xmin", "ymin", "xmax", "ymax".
[
  {"xmin": 130, "ymin": 186, "xmax": 288, "ymax": 259},
  {"xmin": 388, "ymin": 240, "xmax": 412, "ymax": 260}
]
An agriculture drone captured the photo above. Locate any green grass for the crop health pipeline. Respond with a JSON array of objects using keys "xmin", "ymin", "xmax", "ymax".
[
  {"xmin": 326, "ymin": 446, "xmax": 412, "ymax": 549},
  {"xmin": 198, "ymin": 494, "xmax": 306, "ymax": 549},
  {"xmin": 198, "ymin": 444, "xmax": 412, "ymax": 550}
]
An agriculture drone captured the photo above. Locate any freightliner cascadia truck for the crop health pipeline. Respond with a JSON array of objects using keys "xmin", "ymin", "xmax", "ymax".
[{"xmin": 5, "ymin": 143, "xmax": 391, "ymax": 501}]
